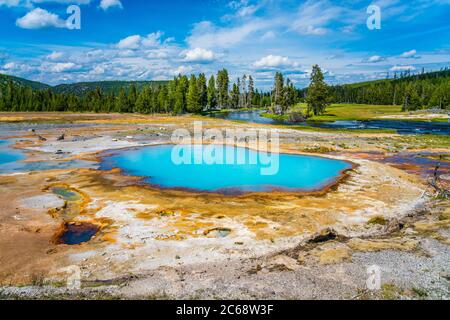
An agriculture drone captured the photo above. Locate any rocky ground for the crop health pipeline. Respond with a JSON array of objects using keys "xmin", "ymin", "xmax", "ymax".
[{"xmin": 0, "ymin": 113, "xmax": 448, "ymax": 300}]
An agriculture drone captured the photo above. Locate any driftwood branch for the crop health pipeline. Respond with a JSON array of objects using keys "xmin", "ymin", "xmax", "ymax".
[{"xmin": 429, "ymin": 155, "xmax": 450, "ymax": 198}]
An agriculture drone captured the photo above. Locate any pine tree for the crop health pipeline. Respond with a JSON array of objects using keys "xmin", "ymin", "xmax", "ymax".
[
  {"xmin": 273, "ymin": 72, "xmax": 284, "ymax": 108},
  {"xmin": 217, "ymin": 69, "xmax": 229, "ymax": 108},
  {"xmin": 197, "ymin": 73, "xmax": 208, "ymax": 110},
  {"xmin": 174, "ymin": 75, "xmax": 188, "ymax": 114},
  {"xmin": 187, "ymin": 75, "xmax": 201, "ymax": 113},
  {"xmin": 241, "ymin": 75, "xmax": 247, "ymax": 108},
  {"xmin": 116, "ymin": 88, "xmax": 130, "ymax": 113},
  {"xmin": 248, "ymin": 75, "xmax": 255, "ymax": 108},
  {"xmin": 135, "ymin": 87, "xmax": 149, "ymax": 113},
  {"xmin": 230, "ymin": 83, "xmax": 240, "ymax": 108},
  {"xmin": 207, "ymin": 75, "xmax": 217, "ymax": 110},
  {"xmin": 403, "ymin": 83, "xmax": 421, "ymax": 111},
  {"xmin": 128, "ymin": 84, "xmax": 137, "ymax": 112},
  {"xmin": 306, "ymin": 65, "xmax": 330, "ymax": 116}
]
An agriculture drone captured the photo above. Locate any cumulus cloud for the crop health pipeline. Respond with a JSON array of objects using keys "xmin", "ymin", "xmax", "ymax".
[
  {"xmin": 400, "ymin": 49, "xmax": 420, "ymax": 59},
  {"xmin": 46, "ymin": 51, "xmax": 64, "ymax": 60},
  {"xmin": 116, "ymin": 32, "xmax": 163, "ymax": 49},
  {"xmin": 141, "ymin": 31, "xmax": 163, "ymax": 47},
  {"xmin": 99, "ymin": 0, "xmax": 122, "ymax": 11},
  {"xmin": 90, "ymin": 64, "xmax": 106, "ymax": 75},
  {"xmin": 364, "ymin": 55, "xmax": 385, "ymax": 63},
  {"xmin": 172, "ymin": 65, "xmax": 193, "ymax": 76},
  {"xmin": 390, "ymin": 65, "xmax": 416, "ymax": 72},
  {"xmin": 1, "ymin": 61, "xmax": 32, "ymax": 72},
  {"xmin": 16, "ymin": 8, "xmax": 66, "ymax": 29},
  {"xmin": 183, "ymin": 48, "xmax": 217, "ymax": 63},
  {"xmin": 45, "ymin": 62, "xmax": 80, "ymax": 72},
  {"xmin": 116, "ymin": 35, "xmax": 142, "ymax": 49},
  {"xmin": 253, "ymin": 55, "xmax": 299, "ymax": 69}
]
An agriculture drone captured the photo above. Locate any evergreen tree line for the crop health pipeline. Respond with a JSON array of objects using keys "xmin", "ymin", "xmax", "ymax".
[
  {"xmin": 269, "ymin": 72, "xmax": 299, "ymax": 114},
  {"xmin": 301, "ymin": 68, "xmax": 450, "ymax": 111},
  {"xmin": 0, "ymin": 69, "xmax": 275, "ymax": 114}
]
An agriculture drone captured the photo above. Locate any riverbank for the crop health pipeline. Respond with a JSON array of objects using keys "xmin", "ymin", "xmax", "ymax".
[{"xmin": 0, "ymin": 113, "xmax": 448, "ymax": 300}]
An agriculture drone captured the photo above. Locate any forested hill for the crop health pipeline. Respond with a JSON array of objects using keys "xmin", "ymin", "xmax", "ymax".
[
  {"xmin": 0, "ymin": 74, "xmax": 168, "ymax": 96},
  {"xmin": 325, "ymin": 69, "xmax": 450, "ymax": 110},
  {"xmin": 0, "ymin": 74, "xmax": 50, "ymax": 91},
  {"xmin": 52, "ymin": 80, "xmax": 168, "ymax": 96}
]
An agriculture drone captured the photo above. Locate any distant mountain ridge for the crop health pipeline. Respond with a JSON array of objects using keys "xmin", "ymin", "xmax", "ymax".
[
  {"xmin": 0, "ymin": 74, "xmax": 168, "ymax": 96},
  {"xmin": 52, "ymin": 80, "xmax": 169, "ymax": 95},
  {"xmin": 0, "ymin": 73, "xmax": 50, "ymax": 91}
]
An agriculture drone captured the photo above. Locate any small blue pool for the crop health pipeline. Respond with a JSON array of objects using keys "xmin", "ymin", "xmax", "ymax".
[
  {"xmin": 0, "ymin": 140, "xmax": 25, "ymax": 169},
  {"xmin": 0, "ymin": 139, "xmax": 96, "ymax": 174},
  {"xmin": 101, "ymin": 144, "xmax": 353, "ymax": 193}
]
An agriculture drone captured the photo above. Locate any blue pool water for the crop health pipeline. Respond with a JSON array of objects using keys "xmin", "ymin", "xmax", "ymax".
[
  {"xmin": 0, "ymin": 139, "xmax": 96, "ymax": 174},
  {"xmin": 101, "ymin": 144, "xmax": 353, "ymax": 193},
  {"xmin": 0, "ymin": 140, "xmax": 25, "ymax": 168}
]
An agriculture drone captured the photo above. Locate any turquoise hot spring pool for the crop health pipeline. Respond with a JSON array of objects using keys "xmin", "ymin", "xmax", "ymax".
[{"xmin": 101, "ymin": 144, "xmax": 353, "ymax": 194}]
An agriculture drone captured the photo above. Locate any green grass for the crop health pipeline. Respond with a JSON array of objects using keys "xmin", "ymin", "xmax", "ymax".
[
  {"xmin": 294, "ymin": 103, "xmax": 449, "ymax": 122},
  {"xmin": 295, "ymin": 103, "xmax": 404, "ymax": 121},
  {"xmin": 288, "ymin": 125, "xmax": 396, "ymax": 134},
  {"xmin": 203, "ymin": 107, "xmax": 265, "ymax": 115},
  {"xmin": 259, "ymin": 112, "xmax": 289, "ymax": 122}
]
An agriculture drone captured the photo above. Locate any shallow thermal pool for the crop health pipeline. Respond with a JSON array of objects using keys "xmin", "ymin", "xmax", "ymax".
[
  {"xmin": 0, "ymin": 140, "xmax": 25, "ymax": 168},
  {"xmin": 101, "ymin": 144, "xmax": 353, "ymax": 193},
  {"xmin": 0, "ymin": 139, "xmax": 96, "ymax": 174}
]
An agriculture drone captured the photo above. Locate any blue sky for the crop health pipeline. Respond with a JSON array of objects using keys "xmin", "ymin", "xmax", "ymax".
[{"xmin": 0, "ymin": 0, "xmax": 449, "ymax": 89}]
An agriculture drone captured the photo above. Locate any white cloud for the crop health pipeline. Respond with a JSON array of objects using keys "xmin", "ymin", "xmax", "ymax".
[
  {"xmin": 390, "ymin": 65, "xmax": 416, "ymax": 72},
  {"xmin": 304, "ymin": 25, "xmax": 328, "ymax": 35},
  {"xmin": 183, "ymin": 48, "xmax": 217, "ymax": 63},
  {"xmin": 1, "ymin": 0, "xmax": 92, "ymax": 8},
  {"xmin": 116, "ymin": 32, "xmax": 163, "ymax": 49},
  {"xmin": 99, "ymin": 0, "xmax": 122, "ymax": 11},
  {"xmin": 260, "ymin": 30, "xmax": 276, "ymax": 41},
  {"xmin": 3, "ymin": 62, "xmax": 17, "ymax": 69},
  {"xmin": 253, "ymin": 55, "xmax": 299, "ymax": 69},
  {"xmin": 237, "ymin": 5, "xmax": 258, "ymax": 17},
  {"xmin": 146, "ymin": 50, "xmax": 168, "ymax": 59},
  {"xmin": 141, "ymin": 31, "xmax": 163, "ymax": 47},
  {"xmin": 46, "ymin": 51, "xmax": 64, "ymax": 60},
  {"xmin": 187, "ymin": 20, "xmax": 269, "ymax": 49},
  {"xmin": 1, "ymin": 61, "xmax": 34, "ymax": 73},
  {"xmin": 172, "ymin": 65, "xmax": 193, "ymax": 76},
  {"xmin": 116, "ymin": 35, "xmax": 142, "ymax": 49},
  {"xmin": 290, "ymin": 0, "xmax": 341, "ymax": 36},
  {"xmin": 400, "ymin": 49, "xmax": 420, "ymax": 59},
  {"xmin": 365, "ymin": 55, "xmax": 385, "ymax": 63},
  {"xmin": 0, "ymin": 0, "xmax": 25, "ymax": 7},
  {"xmin": 45, "ymin": 62, "xmax": 80, "ymax": 72},
  {"xmin": 16, "ymin": 8, "xmax": 65, "ymax": 29},
  {"xmin": 90, "ymin": 64, "xmax": 106, "ymax": 75}
]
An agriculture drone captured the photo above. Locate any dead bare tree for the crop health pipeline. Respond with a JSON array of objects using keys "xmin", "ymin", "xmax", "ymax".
[{"xmin": 429, "ymin": 155, "xmax": 450, "ymax": 198}]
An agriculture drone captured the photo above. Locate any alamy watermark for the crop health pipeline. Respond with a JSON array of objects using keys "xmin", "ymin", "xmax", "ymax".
[
  {"xmin": 66, "ymin": 5, "xmax": 81, "ymax": 30},
  {"xmin": 170, "ymin": 121, "xmax": 280, "ymax": 176},
  {"xmin": 367, "ymin": 5, "xmax": 381, "ymax": 30}
]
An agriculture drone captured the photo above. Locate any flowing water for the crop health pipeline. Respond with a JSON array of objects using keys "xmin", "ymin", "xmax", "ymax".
[{"xmin": 209, "ymin": 110, "xmax": 450, "ymax": 135}]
